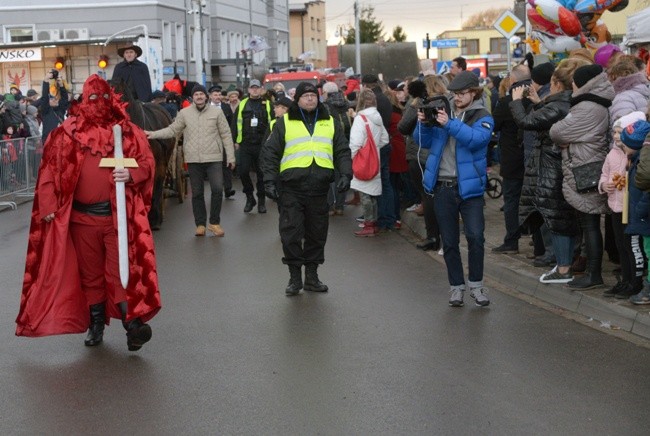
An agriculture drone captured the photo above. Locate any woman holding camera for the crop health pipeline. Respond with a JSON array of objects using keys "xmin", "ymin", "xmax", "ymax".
[{"xmin": 39, "ymin": 69, "xmax": 69, "ymax": 143}]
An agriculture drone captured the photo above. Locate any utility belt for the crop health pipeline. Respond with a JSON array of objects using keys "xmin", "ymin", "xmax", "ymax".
[
  {"xmin": 436, "ymin": 178, "xmax": 458, "ymax": 188},
  {"xmin": 72, "ymin": 200, "xmax": 111, "ymax": 216}
]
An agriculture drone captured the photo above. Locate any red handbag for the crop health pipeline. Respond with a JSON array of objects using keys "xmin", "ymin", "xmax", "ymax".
[{"xmin": 352, "ymin": 114, "xmax": 380, "ymax": 181}]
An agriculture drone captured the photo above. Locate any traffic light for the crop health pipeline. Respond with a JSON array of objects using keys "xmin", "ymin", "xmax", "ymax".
[
  {"xmin": 54, "ymin": 56, "xmax": 65, "ymax": 71},
  {"xmin": 98, "ymin": 55, "xmax": 109, "ymax": 69}
]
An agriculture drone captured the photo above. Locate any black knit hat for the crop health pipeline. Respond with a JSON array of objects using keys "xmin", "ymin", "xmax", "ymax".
[
  {"xmin": 573, "ymin": 64, "xmax": 603, "ymax": 88},
  {"xmin": 294, "ymin": 82, "xmax": 318, "ymax": 100},
  {"xmin": 191, "ymin": 84, "xmax": 208, "ymax": 96},
  {"xmin": 531, "ymin": 62, "xmax": 555, "ymax": 86}
]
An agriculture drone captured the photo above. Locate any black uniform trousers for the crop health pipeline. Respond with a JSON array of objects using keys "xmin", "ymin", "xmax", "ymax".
[
  {"xmin": 239, "ymin": 145, "xmax": 264, "ymax": 196},
  {"xmin": 279, "ymin": 190, "xmax": 329, "ymax": 266}
]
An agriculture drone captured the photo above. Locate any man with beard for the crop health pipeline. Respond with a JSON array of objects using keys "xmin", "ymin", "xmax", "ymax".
[
  {"xmin": 261, "ymin": 82, "xmax": 352, "ymax": 296},
  {"xmin": 16, "ymin": 74, "xmax": 161, "ymax": 351}
]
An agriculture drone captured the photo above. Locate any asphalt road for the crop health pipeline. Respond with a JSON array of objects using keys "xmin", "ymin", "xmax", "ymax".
[{"xmin": 1, "ymin": 183, "xmax": 650, "ymax": 435}]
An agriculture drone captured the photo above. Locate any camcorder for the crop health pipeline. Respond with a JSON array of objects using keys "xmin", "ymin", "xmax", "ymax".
[
  {"xmin": 51, "ymin": 69, "xmax": 59, "ymax": 79},
  {"xmin": 417, "ymin": 95, "xmax": 451, "ymax": 127}
]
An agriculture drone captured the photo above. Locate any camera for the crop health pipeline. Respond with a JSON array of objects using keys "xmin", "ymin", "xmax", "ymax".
[
  {"xmin": 51, "ymin": 69, "xmax": 58, "ymax": 79},
  {"xmin": 417, "ymin": 95, "xmax": 451, "ymax": 127}
]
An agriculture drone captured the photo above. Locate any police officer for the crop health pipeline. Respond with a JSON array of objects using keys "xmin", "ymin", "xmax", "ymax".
[
  {"xmin": 232, "ymin": 79, "xmax": 273, "ymax": 213},
  {"xmin": 261, "ymin": 82, "xmax": 352, "ymax": 296}
]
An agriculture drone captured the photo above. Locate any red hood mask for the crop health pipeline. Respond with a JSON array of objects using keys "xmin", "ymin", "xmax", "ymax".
[{"xmin": 67, "ymin": 74, "xmax": 132, "ymax": 156}]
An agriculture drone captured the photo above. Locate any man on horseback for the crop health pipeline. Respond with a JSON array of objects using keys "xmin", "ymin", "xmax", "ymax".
[{"xmin": 112, "ymin": 43, "xmax": 152, "ymax": 103}]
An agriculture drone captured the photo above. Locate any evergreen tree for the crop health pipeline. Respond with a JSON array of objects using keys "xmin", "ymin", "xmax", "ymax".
[
  {"xmin": 388, "ymin": 26, "xmax": 407, "ymax": 43},
  {"xmin": 344, "ymin": 6, "xmax": 385, "ymax": 44}
]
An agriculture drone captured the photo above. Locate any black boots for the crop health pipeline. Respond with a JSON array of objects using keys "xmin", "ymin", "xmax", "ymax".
[
  {"xmin": 286, "ymin": 265, "xmax": 303, "ymax": 296},
  {"xmin": 258, "ymin": 194, "xmax": 267, "ymax": 214},
  {"xmin": 84, "ymin": 303, "xmax": 106, "ymax": 346},
  {"xmin": 417, "ymin": 237, "xmax": 440, "ymax": 251},
  {"xmin": 568, "ymin": 220, "xmax": 604, "ymax": 290},
  {"xmin": 244, "ymin": 193, "xmax": 257, "ymax": 213},
  {"xmin": 119, "ymin": 302, "xmax": 152, "ymax": 352},
  {"xmin": 123, "ymin": 318, "xmax": 153, "ymax": 352},
  {"xmin": 304, "ymin": 263, "xmax": 328, "ymax": 292}
]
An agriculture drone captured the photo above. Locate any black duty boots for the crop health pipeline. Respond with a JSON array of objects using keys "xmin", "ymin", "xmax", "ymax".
[
  {"xmin": 119, "ymin": 301, "xmax": 152, "ymax": 351},
  {"xmin": 84, "ymin": 303, "xmax": 106, "ymax": 346},
  {"xmin": 244, "ymin": 193, "xmax": 257, "ymax": 213},
  {"xmin": 304, "ymin": 263, "xmax": 328, "ymax": 292},
  {"xmin": 257, "ymin": 194, "xmax": 267, "ymax": 214},
  {"xmin": 286, "ymin": 265, "xmax": 303, "ymax": 296}
]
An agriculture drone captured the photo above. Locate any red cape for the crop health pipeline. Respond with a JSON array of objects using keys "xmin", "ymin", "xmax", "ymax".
[{"xmin": 16, "ymin": 116, "xmax": 162, "ymax": 337}]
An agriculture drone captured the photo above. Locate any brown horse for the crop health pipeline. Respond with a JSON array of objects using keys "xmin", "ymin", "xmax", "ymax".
[{"xmin": 111, "ymin": 79, "xmax": 175, "ymax": 229}]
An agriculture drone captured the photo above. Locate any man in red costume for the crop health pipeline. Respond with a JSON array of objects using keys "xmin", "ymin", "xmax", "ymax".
[{"xmin": 16, "ymin": 74, "xmax": 161, "ymax": 351}]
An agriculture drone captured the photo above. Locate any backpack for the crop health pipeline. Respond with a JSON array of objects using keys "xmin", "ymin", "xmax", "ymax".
[{"xmin": 352, "ymin": 114, "xmax": 380, "ymax": 181}]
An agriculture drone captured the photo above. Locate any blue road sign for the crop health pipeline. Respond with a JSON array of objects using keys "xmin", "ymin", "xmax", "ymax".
[
  {"xmin": 430, "ymin": 39, "xmax": 459, "ymax": 48},
  {"xmin": 437, "ymin": 61, "xmax": 452, "ymax": 75},
  {"xmin": 163, "ymin": 66, "xmax": 185, "ymax": 75}
]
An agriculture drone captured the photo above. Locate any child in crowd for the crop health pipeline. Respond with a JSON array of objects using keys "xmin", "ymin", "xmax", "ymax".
[
  {"xmin": 621, "ymin": 119, "xmax": 650, "ymax": 304},
  {"xmin": 600, "ymin": 112, "xmax": 647, "ymax": 298}
]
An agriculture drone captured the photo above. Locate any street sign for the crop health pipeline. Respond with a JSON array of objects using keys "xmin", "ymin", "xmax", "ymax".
[
  {"xmin": 431, "ymin": 39, "xmax": 459, "ymax": 49},
  {"xmin": 437, "ymin": 61, "xmax": 452, "ymax": 75},
  {"xmin": 423, "ymin": 39, "xmax": 460, "ymax": 49},
  {"xmin": 494, "ymin": 10, "xmax": 523, "ymax": 39}
]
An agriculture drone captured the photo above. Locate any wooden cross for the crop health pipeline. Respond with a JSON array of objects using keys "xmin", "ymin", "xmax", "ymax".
[{"xmin": 99, "ymin": 157, "xmax": 139, "ymax": 169}]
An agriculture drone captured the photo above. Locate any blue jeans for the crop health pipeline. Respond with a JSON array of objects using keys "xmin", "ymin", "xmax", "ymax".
[
  {"xmin": 551, "ymin": 232, "xmax": 575, "ymax": 267},
  {"xmin": 433, "ymin": 184, "xmax": 485, "ymax": 287},
  {"xmin": 377, "ymin": 145, "xmax": 396, "ymax": 229}
]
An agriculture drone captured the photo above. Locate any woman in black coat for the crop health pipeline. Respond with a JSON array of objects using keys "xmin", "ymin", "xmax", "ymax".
[{"xmin": 509, "ymin": 60, "xmax": 585, "ymax": 283}]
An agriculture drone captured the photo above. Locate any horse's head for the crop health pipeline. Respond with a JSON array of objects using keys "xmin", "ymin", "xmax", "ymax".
[{"xmin": 109, "ymin": 78, "xmax": 135, "ymax": 103}]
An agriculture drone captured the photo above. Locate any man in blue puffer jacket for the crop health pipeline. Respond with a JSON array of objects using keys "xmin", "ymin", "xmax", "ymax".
[{"xmin": 413, "ymin": 71, "xmax": 494, "ymax": 308}]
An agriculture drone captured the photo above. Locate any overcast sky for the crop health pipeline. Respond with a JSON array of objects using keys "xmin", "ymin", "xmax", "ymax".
[{"xmin": 324, "ymin": 0, "xmax": 515, "ymax": 56}]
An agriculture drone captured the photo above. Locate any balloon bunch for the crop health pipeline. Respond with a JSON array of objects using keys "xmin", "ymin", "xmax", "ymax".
[{"xmin": 526, "ymin": 0, "xmax": 629, "ymax": 55}]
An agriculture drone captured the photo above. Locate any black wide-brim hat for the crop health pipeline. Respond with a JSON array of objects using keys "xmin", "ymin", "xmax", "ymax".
[{"xmin": 117, "ymin": 44, "xmax": 143, "ymax": 58}]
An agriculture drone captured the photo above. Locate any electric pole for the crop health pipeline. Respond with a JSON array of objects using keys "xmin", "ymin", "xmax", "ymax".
[{"xmin": 354, "ymin": 0, "xmax": 361, "ymax": 76}]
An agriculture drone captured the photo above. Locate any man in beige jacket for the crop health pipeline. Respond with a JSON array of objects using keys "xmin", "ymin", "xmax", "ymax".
[{"xmin": 146, "ymin": 85, "xmax": 235, "ymax": 237}]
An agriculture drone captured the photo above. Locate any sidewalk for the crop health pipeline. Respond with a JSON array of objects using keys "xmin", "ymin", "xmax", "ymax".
[{"xmin": 400, "ymin": 186, "xmax": 650, "ymax": 341}]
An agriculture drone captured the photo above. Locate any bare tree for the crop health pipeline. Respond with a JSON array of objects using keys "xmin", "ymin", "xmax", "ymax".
[{"xmin": 462, "ymin": 7, "xmax": 508, "ymax": 29}]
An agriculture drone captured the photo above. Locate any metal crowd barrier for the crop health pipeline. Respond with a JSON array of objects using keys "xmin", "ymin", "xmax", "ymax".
[{"xmin": 0, "ymin": 136, "xmax": 41, "ymax": 210}]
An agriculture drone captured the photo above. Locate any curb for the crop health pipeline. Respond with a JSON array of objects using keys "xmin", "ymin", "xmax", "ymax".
[{"xmin": 401, "ymin": 210, "xmax": 650, "ymax": 341}]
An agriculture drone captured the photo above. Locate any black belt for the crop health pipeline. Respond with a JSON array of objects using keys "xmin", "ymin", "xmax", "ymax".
[
  {"xmin": 72, "ymin": 200, "xmax": 111, "ymax": 216},
  {"xmin": 436, "ymin": 179, "xmax": 458, "ymax": 188}
]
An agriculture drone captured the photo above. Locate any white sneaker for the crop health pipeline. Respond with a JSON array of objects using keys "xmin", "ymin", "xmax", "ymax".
[
  {"xmin": 438, "ymin": 248, "xmax": 444, "ymax": 255},
  {"xmin": 469, "ymin": 287, "xmax": 490, "ymax": 307},
  {"xmin": 406, "ymin": 203, "xmax": 421, "ymax": 212},
  {"xmin": 539, "ymin": 265, "xmax": 573, "ymax": 284}
]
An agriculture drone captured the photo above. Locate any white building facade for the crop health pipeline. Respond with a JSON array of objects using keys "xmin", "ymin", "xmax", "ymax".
[{"xmin": 0, "ymin": 0, "xmax": 290, "ymax": 94}]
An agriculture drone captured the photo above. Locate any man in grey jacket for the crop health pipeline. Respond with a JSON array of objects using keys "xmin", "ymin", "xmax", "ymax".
[{"xmin": 146, "ymin": 84, "xmax": 236, "ymax": 237}]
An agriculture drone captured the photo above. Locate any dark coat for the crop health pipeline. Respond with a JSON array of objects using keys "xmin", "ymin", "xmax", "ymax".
[
  {"xmin": 510, "ymin": 90, "xmax": 576, "ymax": 235},
  {"xmin": 372, "ymin": 87, "xmax": 392, "ymax": 135},
  {"xmin": 39, "ymin": 80, "xmax": 69, "ymax": 143},
  {"xmin": 111, "ymin": 59, "xmax": 152, "ymax": 103},
  {"xmin": 260, "ymin": 102, "xmax": 351, "ymax": 195},
  {"xmin": 324, "ymin": 91, "xmax": 351, "ymax": 140},
  {"xmin": 493, "ymin": 95, "xmax": 524, "ymax": 179},
  {"xmin": 626, "ymin": 153, "xmax": 650, "ymax": 236}
]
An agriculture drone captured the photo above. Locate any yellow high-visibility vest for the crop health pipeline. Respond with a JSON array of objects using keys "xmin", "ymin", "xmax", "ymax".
[
  {"xmin": 235, "ymin": 98, "xmax": 272, "ymax": 143},
  {"xmin": 280, "ymin": 114, "xmax": 335, "ymax": 173}
]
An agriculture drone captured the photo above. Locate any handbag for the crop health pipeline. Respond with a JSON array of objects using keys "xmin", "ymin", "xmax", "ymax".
[
  {"xmin": 567, "ymin": 147, "xmax": 604, "ymax": 193},
  {"xmin": 352, "ymin": 114, "xmax": 380, "ymax": 181}
]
